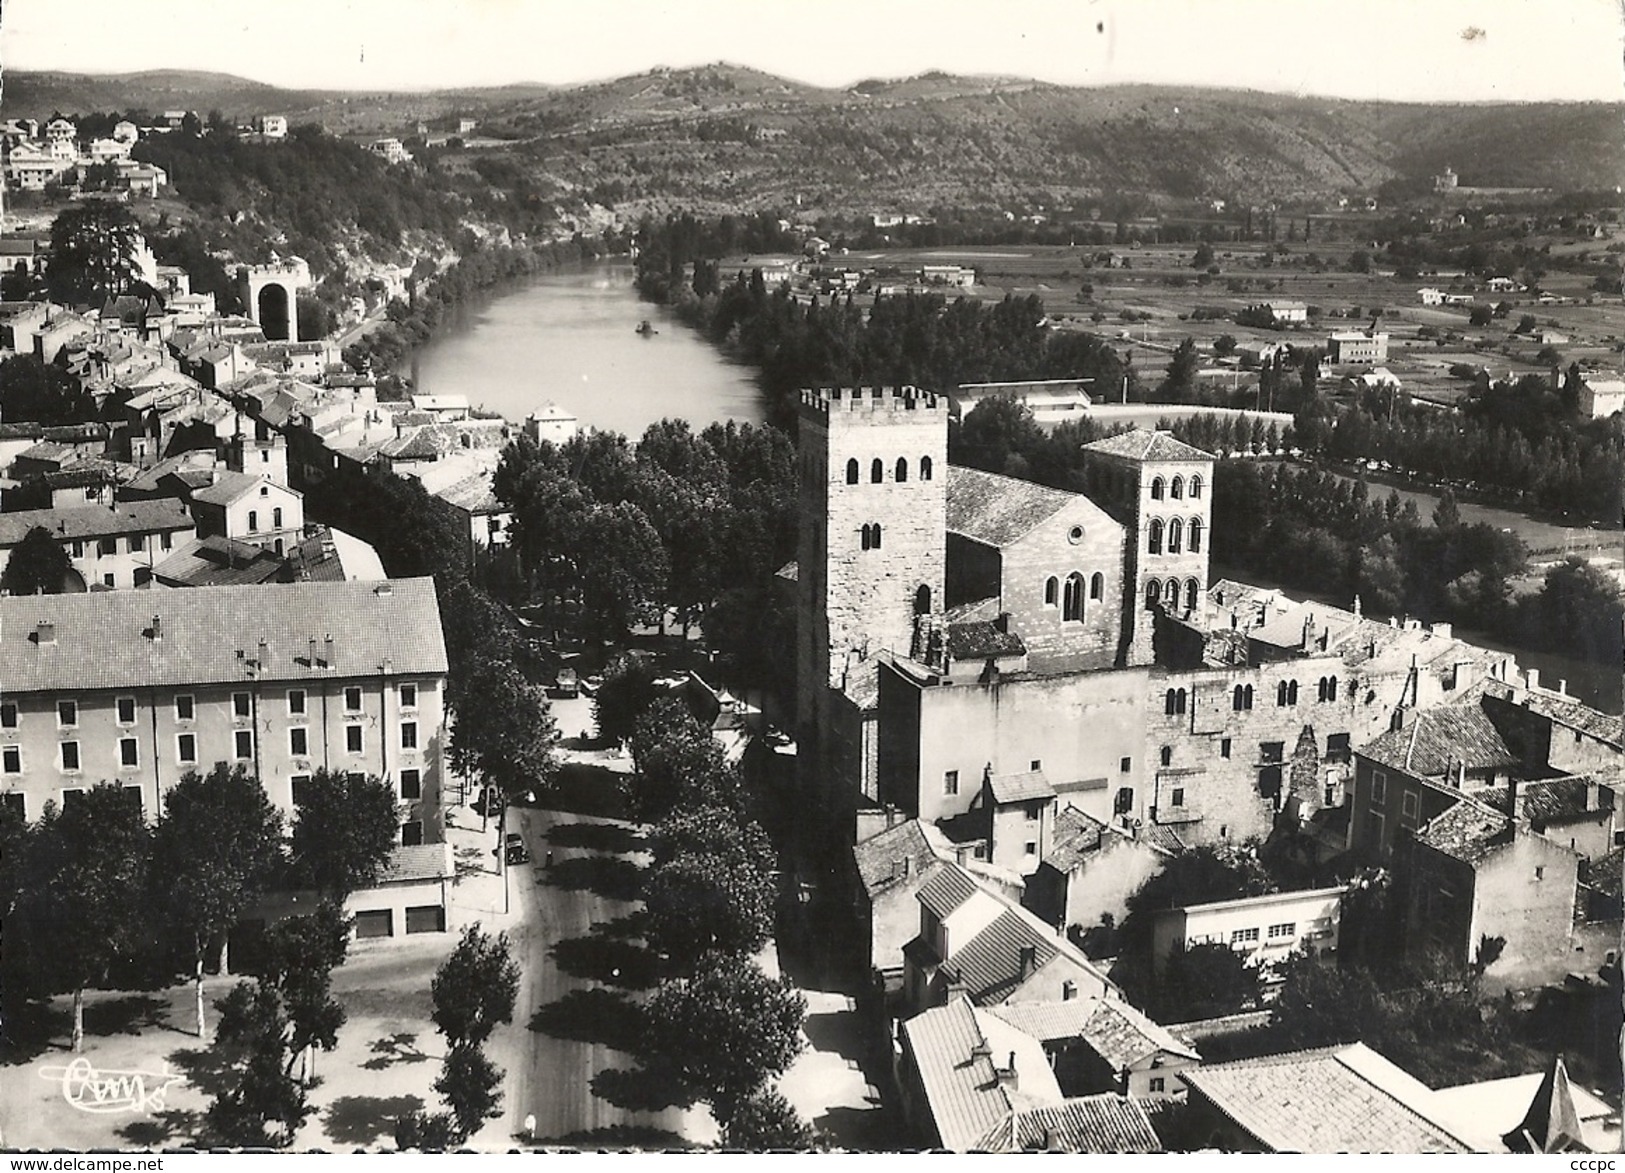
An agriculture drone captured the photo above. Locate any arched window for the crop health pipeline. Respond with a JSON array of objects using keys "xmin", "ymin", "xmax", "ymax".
[
  {"xmin": 1277, "ymin": 680, "xmax": 1291, "ymax": 707},
  {"xmin": 1168, "ymin": 518, "xmax": 1184, "ymax": 554},
  {"xmin": 920, "ymin": 455, "xmax": 934, "ymax": 480},
  {"xmin": 1234, "ymin": 684, "xmax": 1246, "ymax": 711},
  {"xmin": 1289, "ymin": 680, "xmax": 1299, "ymax": 704},
  {"xmin": 1176, "ymin": 687, "xmax": 1187, "ymax": 713},
  {"xmin": 846, "ymin": 459, "xmax": 860, "ymax": 485},
  {"xmin": 1044, "ymin": 577, "xmax": 1059, "ymax": 607},
  {"xmin": 871, "ymin": 458, "xmax": 884, "ymax": 484},
  {"xmin": 1166, "ymin": 579, "xmax": 1181, "ymax": 607},
  {"xmin": 1063, "ymin": 573, "xmax": 1085, "ymax": 621},
  {"xmin": 915, "ymin": 584, "xmax": 931, "ymax": 615},
  {"xmin": 1114, "ymin": 787, "xmax": 1134, "ymax": 816},
  {"xmin": 1188, "ymin": 518, "xmax": 1203, "ymax": 553},
  {"xmin": 1165, "ymin": 689, "xmax": 1179, "ymax": 716},
  {"xmin": 860, "ymin": 524, "xmax": 873, "ymax": 551},
  {"xmin": 1151, "ymin": 477, "xmax": 1166, "ymax": 501},
  {"xmin": 1090, "ymin": 572, "xmax": 1104, "ymax": 601},
  {"xmin": 1185, "ymin": 579, "xmax": 1199, "ymax": 611},
  {"xmin": 1160, "ymin": 746, "xmax": 1173, "ymax": 767},
  {"xmin": 1234, "ymin": 684, "xmax": 1255, "ymax": 711},
  {"xmin": 1189, "ymin": 475, "xmax": 1204, "ymax": 499},
  {"xmin": 896, "ymin": 457, "xmax": 908, "ymax": 483},
  {"xmin": 872, "ymin": 522, "xmax": 883, "ymax": 549},
  {"xmin": 1171, "ymin": 476, "xmax": 1184, "ymax": 500},
  {"xmin": 1244, "ymin": 684, "xmax": 1255, "ymax": 709},
  {"xmin": 272, "ymin": 507, "xmax": 283, "ymax": 528},
  {"xmin": 1148, "ymin": 519, "xmax": 1164, "ymax": 554},
  {"xmin": 1318, "ymin": 676, "xmax": 1339, "ymax": 703},
  {"xmin": 1146, "ymin": 580, "xmax": 1162, "ymax": 608}
]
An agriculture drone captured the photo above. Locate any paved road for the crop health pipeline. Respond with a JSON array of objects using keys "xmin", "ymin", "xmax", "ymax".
[{"xmin": 500, "ymin": 804, "xmax": 692, "ymax": 1147}]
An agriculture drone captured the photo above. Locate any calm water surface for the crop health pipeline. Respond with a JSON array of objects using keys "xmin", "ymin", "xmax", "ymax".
[{"xmin": 411, "ymin": 261, "xmax": 764, "ymax": 437}]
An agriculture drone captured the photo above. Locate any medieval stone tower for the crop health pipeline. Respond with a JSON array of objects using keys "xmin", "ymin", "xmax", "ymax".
[
  {"xmin": 1080, "ymin": 429, "xmax": 1214, "ymax": 663},
  {"xmin": 795, "ymin": 386, "xmax": 949, "ymax": 803}
]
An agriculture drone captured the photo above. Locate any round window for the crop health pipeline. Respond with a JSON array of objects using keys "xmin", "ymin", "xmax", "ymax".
[{"xmin": 1067, "ymin": 525, "xmax": 1085, "ymax": 544}]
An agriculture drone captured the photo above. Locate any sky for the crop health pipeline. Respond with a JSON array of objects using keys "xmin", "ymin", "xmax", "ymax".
[{"xmin": 3, "ymin": 0, "xmax": 1623, "ymax": 102}]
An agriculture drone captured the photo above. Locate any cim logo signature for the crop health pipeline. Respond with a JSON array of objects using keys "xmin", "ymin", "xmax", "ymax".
[{"xmin": 38, "ymin": 1056, "xmax": 184, "ymax": 1114}]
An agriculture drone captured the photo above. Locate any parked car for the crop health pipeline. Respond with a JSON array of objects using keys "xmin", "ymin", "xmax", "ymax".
[
  {"xmin": 554, "ymin": 668, "xmax": 580, "ymax": 698},
  {"xmin": 504, "ymin": 833, "xmax": 529, "ymax": 865}
]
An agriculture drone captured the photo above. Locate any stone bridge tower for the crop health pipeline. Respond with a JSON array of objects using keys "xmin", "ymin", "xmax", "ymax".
[{"xmin": 238, "ymin": 256, "xmax": 312, "ymax": 342}]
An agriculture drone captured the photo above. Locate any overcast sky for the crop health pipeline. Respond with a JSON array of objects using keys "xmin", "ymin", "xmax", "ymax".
[{"xmin": 4, "ymin": 0, "xmax": 1623, "ymax": 102}]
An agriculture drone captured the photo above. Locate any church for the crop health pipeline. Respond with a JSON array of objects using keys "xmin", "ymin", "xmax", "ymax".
[{"xmin": 792, "ymin": 385, "xmax": 1521, "ymax": 882}]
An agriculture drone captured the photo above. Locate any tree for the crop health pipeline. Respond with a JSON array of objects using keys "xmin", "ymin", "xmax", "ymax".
[
  {"xmin": 149, "ymin": 764, "xmax": 284, "ymax": 1038},
  {"xmin": 46, "ymin": 199, "xmax": 144, "ymax": 305},
  {"xmin": 573, "ymin": 502, "xmax": 670, "ymax": 640},
  {"xmin": 1213, "ymin": 333, "xmax": 1237, "ymax": 357},
  {"xmin": 1160, "ymin": 338, "xmax": 1200, "ymax": 401},
  {"xmin": 627, "ymin": 699, "xmax": 743, "ymax": 822},
  {"xmin": 0, "ymin": 354, "xmax": 97, "ymax": 424},
  {"xmin": 1469, "ymin": 304, "xmax": 1494, "ymax": 327},
  {"xmin": 642, "ymin": 956, "xmax": 805, "ymax": 1131},
  {"xmin": 724, "ymin": 1088, "xmax": 818, "ymax": 1150},
  {"xmin": 436, "ymin": 1044, "xmax": 504, "ymax": 1142},
  {"xmin": 1192, "ymin": 241, "xmax": 1215, "ymax": 269},
  {"xmin": 289, "ymin": 769, "xmax": 399, "ymax": 898},
  {"xmin": 207, "ymin": 981, "xmax": 311, "ymax": 1147},
  {"xmin": 431, "ymin": 924, "xmax": 520, "ymax": 1048},
  {"xmin": 644, "ymin": 846, "xmax": 777, "ymax": 969},
  {"xmin": 593, "ymin": 652, "xmax": 663, "ymax": 746},
  {"xmin": 448, "ymin": 655, "xmax": 558, "ymax": 800},
  {"xmin": 1270, "ymin": 953, "xmax": 1383, "ymax": 1049},
  {"xmin": 952, "ymin": 394, "xmax": 1046, "ymax": 478},
  {"xmin": 2, "ymin": 526, "xmax": 74, "ymax": 595},
  {"xmin": 1432, "ymin": 487, "xmax": 1462, "ymax": 530},
  {"xmin": 1151, "ymin": 943, "xmax": 1264, "ymax": 1022},
  {"xmin": 263, "ymin": 902, "xmax": 351, "ymax": 1081},
  {"xmin": 1347, "ymin": 249, "xmax": 1371, "ymax": 273},
  {"xmin": 27, "ymin": 784, "xmax": 149, "ymax": 1052},
  {"xmin": 395, "ymin": 1110, "xmax": 459, "ymax": 1151}
]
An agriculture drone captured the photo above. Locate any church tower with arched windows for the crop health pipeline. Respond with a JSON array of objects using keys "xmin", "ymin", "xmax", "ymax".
[
  {"xmin": 1080, "ymin": 429, "xmax": 1214, "ymax": 661},
  {"xmin": 795, "ymin": 387, "xmax": 948, "ymax": 808}
]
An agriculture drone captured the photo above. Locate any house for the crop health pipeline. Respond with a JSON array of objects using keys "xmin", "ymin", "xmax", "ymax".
[
  {"xmin": 1151, "ymin": 885, "xmax": 1346, "ymax": 983},
  {"xmin": 1025, "ymin": 804, "xmax": 1172, "ymax": 936},
  {"xmin": 0, "ymin": 499, "xmax": 196, "ymax": 591},
  {"xmin": 902, "ymin": 863, "xmax": 1117, "ymax": 1015},
  {"xmin": 985, "ymin": 996, "xmax": 1201, "ymax": 1099},
  {"xmin": 1248, "ymin": 301, "xmax": 1308, "ymax": 325},
  {"xmin": 5, "ymin": 142, "xmax": 75, "ymax": 190},
  {"xmin": 256, "ymin": 115, "xmax": 288, "ymax": 139},
  {"xmin": 409, "ymin": 394, "xmax": 471, "ymax": 420},
  {"xmin": 895, "ymin": 995, "xmax": 1163, "ymax": 1152},
  {"xmin": 1576, "ymin": 378, "xmax": 1625, "ymax": 419},
  {"xmin": 0, "ymin": 578, "xmax": 449, "ymax": 844},
  {"xmin": 367, "ymin": 139, "xmax": 412, "ymax": 164},
  {"xmin": 852, "ymin": 815, "xmax": 958, "ymax": 986},
  {"xmin": 1485, "ymin": 276, "xmax": 1523, "ymax": 293},
  {"xmin": 1355, "ymin": 367, "xmax": 1402, "ymax": 391},
  {"xmin": 188, "ymin": 471, "xmax": 305, "ymax": 555},
  {"xmin": 523, "ymin": 403, "xmax": 579, "ymax": 446},
  {"xmin": 1177, "ymin": 1043, "xmax": 1474, "ymax": 1152},
  {"xmin": 955, "ymin": 379, "xmax": 1094, "ymax": 425},
  {"xmin": 149, "ymin": 535, "xmax": 291, "ymax": 588},
  {"xmin": 1326, "ymin": 331, "xmax": 1389, "ymax": 364},
  {"xmin": 921, "ymin": 265, "xmax": 975, "ymax": 289},
  {"xmin": 1418, "ymin": 288, "xmax": 1445, "ymax": 306}
]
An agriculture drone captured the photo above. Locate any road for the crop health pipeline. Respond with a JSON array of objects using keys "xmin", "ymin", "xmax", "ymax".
[{"xmin": 499, "ymin": 802, "xmax": 694, "ymax": 1148}]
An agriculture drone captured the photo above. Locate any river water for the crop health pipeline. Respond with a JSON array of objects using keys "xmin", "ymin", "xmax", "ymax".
[{"xmin": 411, "ymin": 261, "xmax": 764, "ymax": 437}]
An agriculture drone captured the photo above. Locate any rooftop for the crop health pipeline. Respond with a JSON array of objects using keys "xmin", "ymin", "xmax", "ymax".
[
  {"xmin": 853, "ymin": 817, "xmax": 950, "ymax": 898},
  {"xmin": 987, "ymin": 996, "xmax": 1200, "ymax": 1066},
  {"xmin": 946, "ymin": 465, "xmax": 1104, "ymax": 548},
  {"xmin": 985, "ymin": 769, "xmax": 1056, "ymax": 805},
  {"xmin": 947, "ymin": 620, "xmax": 1026, "ymax": 660},
  {"xmin": 1412, "ymin": 796, "xmax": 1516, "ymax": 865},
  {"xmin": 982, "ymin": 1094, "xmax": 1164, "ymax": 1154},
  {"xmin": 0, "ymin": 499, "xmax": 195, "ymax": 547},
  {"xmin": 1180, "ymin": 1043, "xmax": 1474, "ymax": 1153},
  {"xmin": 0, "ymin": 577, "xmax": 446, "ymax": 693},
  {"xmin": 1359, "ymin": 702, "xmax": 1521, "ymax": 778},
  {"xmin": 151, "ymin": 535, "xmax": 289, "ymax": 588},
  {"xmin": 916, "ymin": 863, "xmax": 983, "ymax": 919},
  {"xmin": 1081, "ymin": 428, "xmax": 1213, "ymax": 464}
]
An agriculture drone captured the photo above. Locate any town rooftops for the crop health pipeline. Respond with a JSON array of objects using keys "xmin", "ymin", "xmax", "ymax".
[
  {"xmin": 151, "ymin": 535, "xmax": 289, "ymax": 588},
  {"xmin": 377, "ymin": 842, "xmax": 455, "ymax": 885},
  {"xmin": 1180, "ymin": 1042, "xmax": 1474, "ymax": 1153},
  {"xmin": 978, "ymin": 1094, "xmax": 1164, "ymax": 1154},
  {"xmin": 987, "ymin": 996, "xmax": 1201, "ymax": 1066},
  {"xmin": 1433, "ymin": 1060, "xmax": 1619, "ymax": 1154},
  {"xmin": 1478, "ymin": 776, "xmax": 1615, "ymax": 826},
  {"xmin": 900, "ymin": 996, "xmax": 1049, "ymax": 1151},
  {"xmin": 985, "ymin": 769, "xmax": 1057, "ymax": 805},
  {"xmin": 1175, "ymin": 884, "xmax": 1347, "ymax": 920},
  {"xmin": 1412, "ymin": 796, "xmax": 1516, "ymax": 865},
  {"xmin": 1043, "ymin": 806, "xmax": 1107, "ymax": 872},
  {"xmin": 1081, "ymin": 428, "xmax": 1213, "ymax": 464},
  {"xmin": 916, "ymin": 863, "xmax": 984, "ymax": 919},
  {"xmin": 854, "ymin": 817, "xmax": 950, "ymax": 898},
  {"xmin": 947, "ymin": 620, "xmax": 1027, "ymax": 660},
  {"xmin": 191, "ymin": 470, "xmax": 294, "ymax": 508},
  {"xmin": 1496, "ymin": 685, "xmax": 1622, "ymax": 749},
  {"xmin": 0, "ymin": 499, "xmax": 195, "ymax": 547},
  {"xmin": 946, "ymin": 465, "xmax": 1118, "ymax": 547},
  {"xmin": 0, "ymin": 577, "xmax": 446, "ymax": 694},
  {"xmin": 1359, "ymin": 702, "xmax": 1521, "ymax": 777}
]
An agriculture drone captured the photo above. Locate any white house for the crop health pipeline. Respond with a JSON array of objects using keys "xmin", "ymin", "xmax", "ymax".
[
  {"xmin": 1150, "ymin": 885, "xmax": 1347, "ymax": 982},
  {"xmin": 1577, "ymin": 378, "xmax": 1625, "ymax": 419}
]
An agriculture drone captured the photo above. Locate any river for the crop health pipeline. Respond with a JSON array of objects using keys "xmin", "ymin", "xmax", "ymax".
[{"xmin": 410, "ymin": 261, "xmax": 764, "ymax": 437}]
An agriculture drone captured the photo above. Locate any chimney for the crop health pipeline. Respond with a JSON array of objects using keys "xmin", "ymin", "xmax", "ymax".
[
  {"xmin": 1302, "ymin": 615, "xmax": 1315, "ymax": 652},
  {"xmin": 257, "ymin": 637, "xmax": 268, "ymax": 667},
  {"xmin": 151, "ymin": 615, "xmax": 161, "ymax": 641},
  {"xmin": 969, "ymin": 1038, "xmax": 991, "ymax": 1062},
  {"xmin": 1527, "ymin": 668, "xmax": 1540, "ymax": 692},
  {"xmin": 1507, "ymin": 777, "xmax": 1520, "ymax": 817},
  {"xmin": 308, "ymin": 636, "xmax": 318, "ymax": 667},
  {"xmin": 1018, "ymin": 944, "xmax": 1037, "ymax": 980},
  {"xmin": 1457, "ymin": 761, "xmax": 1467, "ymax": 790},
  {"xmin": 323, "ymin": 633, "xmax": 335, "ymax": 669},
  {"xmin": 995, "ymin": 612, "xmax": 1011, "ymax": 634},
  {"xmin": 1584, "ymin": 776, "xmax": 1600, "ymax": 811},
  {"xmin": 374, "ymin": 581, "xmax": 393, "ymax": 597},
  {"xmin": 996, "ymin": 1052, "xmax": 1020, "ymax": 1091},
  {"xmin": 1431, "ymin": 622, "xmax": 1452, "ymax": 640},
  {"xmin": 36, "ymin": 621, "xmax": 55, "ymax": 645}
]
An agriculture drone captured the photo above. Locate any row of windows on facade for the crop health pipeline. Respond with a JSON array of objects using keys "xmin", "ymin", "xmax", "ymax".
[
  {"xmin": 7, "ymin": 716, "xmax": 423, "ymax": 775},
  {"xmin": 1, "ymin": 770, "xmax": 428, "ymax": 838},
  {"xmin": 1189, "ymin": 919, "xmax": 1331, "ymax": 948},
  {"xmin": 844, "ymin": 456, "xmax": 934, "ymax": 485},
  {"xmin": 3, "ymin": 684, "xmax": 420, "ymax": 731},
  {"xmin": 1146, "ymin": 577, "xmax": 1202, "ymax": 612},
  {"xmin": 1162, "ymin": 676, "xmax": 1342, "ymax": 715},
  {"xmin": 1044, "ymin": 572, "xmax": 1105, "ymax": 620},
  {"xmin": 1146, "ymin": 517, "xmax": 1203, "ymax": 555},
  {"xmin": 1149, "ymin": 474, "xmax": 1204, "ymax": 501},
  {"xmin": 1156, "ymin": 732, "xmax": 1352, "ymax": 769},
  {"xmin": 69, "ymin": 532, "xmax": 177, "ymax": 559}
]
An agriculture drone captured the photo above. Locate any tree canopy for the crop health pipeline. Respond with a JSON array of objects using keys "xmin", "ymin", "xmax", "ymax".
[
  {"xmin": 47, "ymin": 200, "xmax": 145, "ymax": 306},
  {"xmin": 2, "ymin": 525, "xmax": 75, "ymax": 596},
  {"xmin": 289, "ymin": 769, "xmax": 399, "ymax": 898}
]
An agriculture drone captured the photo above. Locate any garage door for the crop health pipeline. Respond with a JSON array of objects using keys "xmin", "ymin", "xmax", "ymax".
[
  {"xmin": 354, "ymin": 909, "xmax": 393, "ymax": 939},
  {"xmin": 405, "ymin": 905, "xmax": 445, "ymax": 934}
]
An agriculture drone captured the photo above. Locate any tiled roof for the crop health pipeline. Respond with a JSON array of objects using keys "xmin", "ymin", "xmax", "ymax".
[
  {"xmin": 0, "ymin": 499, "xmax": 194, "ymax": 546},
  {"xmin": 1043, "ymin": 806, "xmax": 1108, "ymax": 872},
  {"xmin": 985, "ymin": 769, "xmax": 1056, "ymax": 805},
  {"xmin": 946, "ymin": 466, "xmax": 1114, "ymax": 547},
  {"xmin": 1503, "ymin": 687, "xmax": 1622, "ymax": 749},
  {"xmin": 950, "ymin": 908, "xmax": 1061, "ymax": 1003},
  {"xmin": 917, "ymin": 864, "xmax": 983, "ymax": 918},
  {"xmin": 900, "ymin": 997, "xmax": 1012, "ymax": 1152},
  {"xmin": 1180, "ymin": 1043, "xmax": 1473, "ymax": 1153},
  {"xmin": 1414, "ymin": 797, "xmax": 1516, "ymax": 865},
  {"xmin": 1583, "ymin": 848, "xmax": 1622, "ymax": 902},
  {"xmin": 0, "ymin": 577, "xmax": 446, "ymax": 693},
  {"xmin": 1081, "ymin": 428, "xmax": 1212, "ymax": 464},
  {"xmin": 1140, "ymin": 822, "xmax": 1189, "ymax": 856},
  {"xmin": 191, "ymin": 470, "xmax": 292, "ymax": 507},
  {"xmin": 1079, "ymin": 997, "xmax": 1203, "ymax": 1068},
  {"xmin": 1475, "ymin": 776, "xmax": 1615, "ymax": 825},
  {"xmin": 1360, "ymin": 702, "xmax": 1520, "ymax": 777},
  {"xmin": 947, "ymin": 621, "xmax": 1026, "ymax": 660},
  {"xmin": 855, "ymin": 818, "xmax": 951, "ymax": 898},
  {"xmin": 985, "ymin": 1094, "xmax": 1164, "ymax": 1153},
  {"xmin": 431, "ymin": 470, "xmax": 500, "ymax": 513},
  {"xmin": 377, "ymin": 842, "xmax": 453, "ymax": 884},
  {"xmin": 151, "ymin": 535, "xmax": 289, "ymax": 587}
]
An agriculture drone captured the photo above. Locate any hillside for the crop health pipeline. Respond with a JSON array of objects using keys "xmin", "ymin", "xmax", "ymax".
[{"xmin": 7, "ymin": 65, "xmax": 1621, "ymax": 214}]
